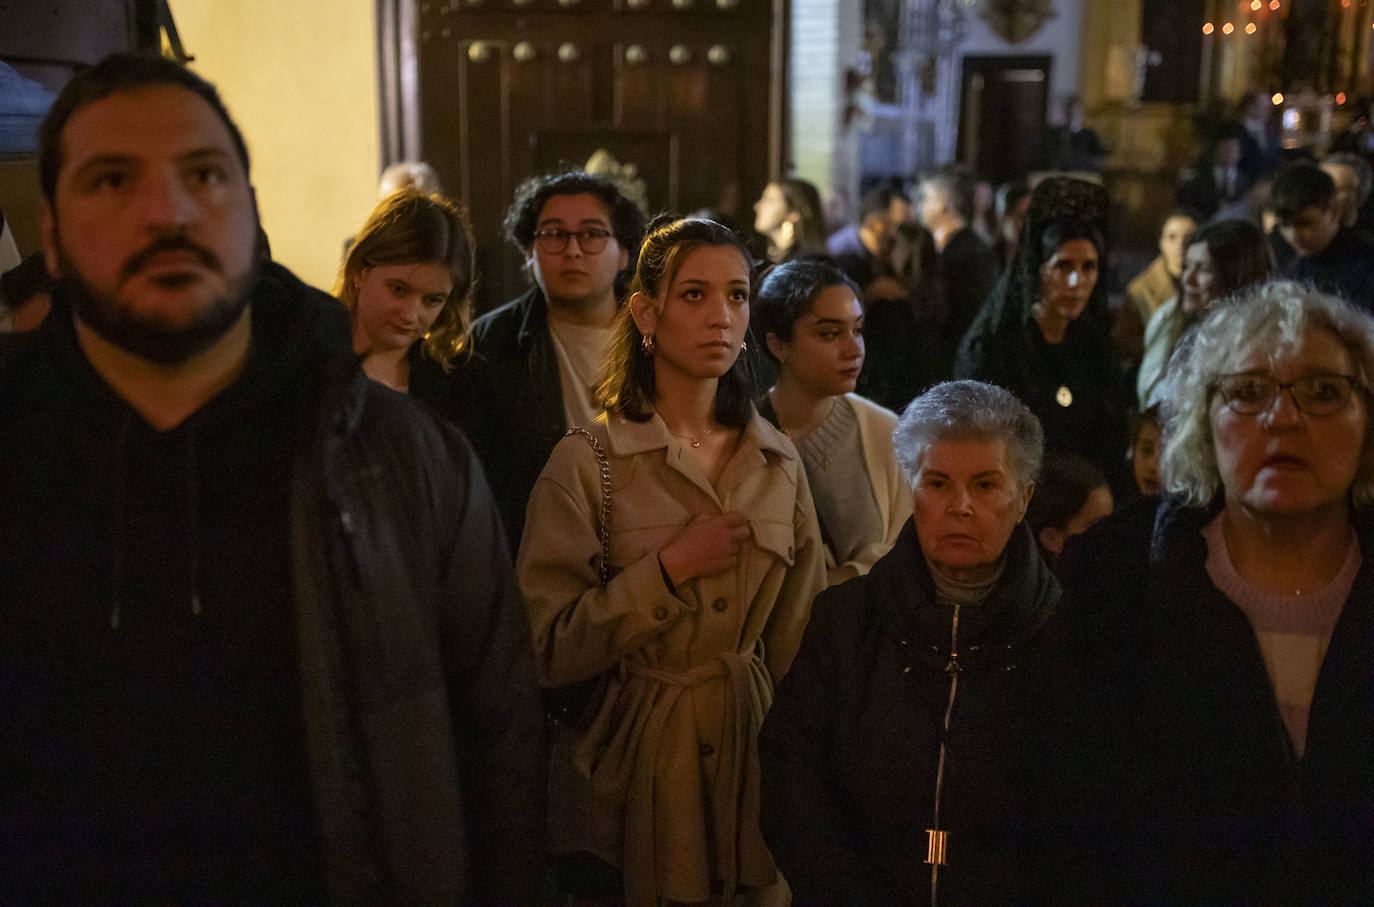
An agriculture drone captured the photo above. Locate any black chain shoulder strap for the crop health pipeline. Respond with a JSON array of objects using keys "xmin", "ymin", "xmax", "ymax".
[{"xmin": 563, "ymin": 426, "xmax": 613, "ymax": 586}]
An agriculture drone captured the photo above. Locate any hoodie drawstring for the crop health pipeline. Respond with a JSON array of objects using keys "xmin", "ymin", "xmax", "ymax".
[{"xmin": 109, "ymin": 415, "xmax": 131, "ymax": 630}]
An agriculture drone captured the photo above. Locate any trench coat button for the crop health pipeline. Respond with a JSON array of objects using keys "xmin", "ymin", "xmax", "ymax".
[
  {"xmin": 653, "ymin": 606, "xmax": 669, "ymax": 620},
  {"xmin": 711, "ymin": 597, "xmax": 728, "ymax": 612},
  {"xmin": 699, "ymin": 743, "xmax": 714, "ymax": 757}
]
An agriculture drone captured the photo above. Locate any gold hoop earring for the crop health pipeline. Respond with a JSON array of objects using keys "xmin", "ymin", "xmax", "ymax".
[{"xmin": 641, "ymin": 333, "xmax": 655, "ymax": 355}]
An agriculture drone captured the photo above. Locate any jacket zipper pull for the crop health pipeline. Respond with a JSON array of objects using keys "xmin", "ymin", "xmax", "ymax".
[{"xmin": 925, "ymin": 828, "xmax": 949, "ymax": 865}]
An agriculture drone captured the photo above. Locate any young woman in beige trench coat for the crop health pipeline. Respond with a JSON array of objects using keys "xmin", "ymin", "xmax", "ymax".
[{"xmin": 518, "ymin": 216, "xmax": 826, "ymax": 906}]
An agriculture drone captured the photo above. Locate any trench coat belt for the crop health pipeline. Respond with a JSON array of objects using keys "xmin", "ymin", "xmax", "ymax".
[
  {"xmin": 624, "ymin": 655, "xmax": 729, "ymax": 686},
  {"xmin": 619, "ymin": 644, "xmax": 774, "ymax": 907}
]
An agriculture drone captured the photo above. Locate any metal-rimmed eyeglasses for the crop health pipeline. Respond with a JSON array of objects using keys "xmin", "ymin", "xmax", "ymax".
[
  {"xmin": 533, "ymin": 227, "xmax": 614, "ymax": 255},
  {"xmin": 1213, "ymin": 372, "xmax": 1362, "ymax": 417}
]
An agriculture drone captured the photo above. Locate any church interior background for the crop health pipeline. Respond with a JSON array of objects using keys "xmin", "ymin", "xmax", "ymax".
[{"xmin": 3, "ymin": 0, "xmax": 1373, "ymax": 303}]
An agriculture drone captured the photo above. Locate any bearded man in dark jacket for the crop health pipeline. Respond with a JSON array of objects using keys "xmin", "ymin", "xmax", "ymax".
[{"xmin": 0, "ymin": 54, "xmax": 542, "ymax": 902}]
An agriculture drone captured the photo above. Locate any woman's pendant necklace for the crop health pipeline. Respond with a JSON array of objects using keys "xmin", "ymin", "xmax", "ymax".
[{"xmin": 670, "ymin": 425, "xmax": 716, "ymax": 448}]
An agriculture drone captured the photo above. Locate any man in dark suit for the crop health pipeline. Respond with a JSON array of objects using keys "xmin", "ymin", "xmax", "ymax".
[
  {"xmin": 1177, "ymin": 126, "xmax": 1250, "ymax": 222},
  {"xmin": 918, "ymin": 167, "xmax": 1001, "ymax": 375},
  {"xmin": 1237, "ymin": 90, "xmax": 1281, "ymax": 181},
  {"xmin": 1032, "ymin": 96, "xmax": 1108, "ymax": 173}
]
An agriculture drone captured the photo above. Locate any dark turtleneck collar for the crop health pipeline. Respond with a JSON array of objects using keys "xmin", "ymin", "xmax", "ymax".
[{"xmin": 865, "ymin": 518, "xmax": 1062, "ymax": 671}]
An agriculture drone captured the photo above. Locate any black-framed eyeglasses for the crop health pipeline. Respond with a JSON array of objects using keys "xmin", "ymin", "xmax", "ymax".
[
  {"xmin": 533, "ymin": 227, "xmax": 614, "ymax": 255},
  {"xmin": 1213, "ymin": 372, "xmax": 1362, "ymax": 416}
]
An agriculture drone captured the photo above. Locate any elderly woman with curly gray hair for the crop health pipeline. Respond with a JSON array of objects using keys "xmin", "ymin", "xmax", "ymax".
[
  {"xmin": 1060, "ymin": 280, "xmax": 1374, "ymax": 902},
  {"xmin": 759, "ymin": 380, "xmax": 1090, "ymax": 905}
]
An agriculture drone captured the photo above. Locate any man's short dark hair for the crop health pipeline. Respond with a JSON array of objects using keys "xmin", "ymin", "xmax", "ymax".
[
  {"xmin": 857, "ymin": 184, "xmax": 907, "ymax": 223},
  {"xmin": 503, "ymin": 170, "xmax": 646, "ymax": 262},
  {"xmin": 920, "ymin": 168, "xmax": 974, "ymax": 221},
  {"xmin": 1026, "ymin": 452, "xmax": 1107, "ymax": 536},
  {"xmin": 1213, "ymin": 120, "xmax": 1248, "ymax": 145},
  {"xmin": 1270, "ymin": 163, "xmax": 1337, "ymax": 223},
  {"xmin": 1326, "ymin": 151, "xmax": 1374, "ymax": 203},
  {"xmin": 39, "ymin": 52, "xmax": 251, "ymax": 204},
  {"xmin": 995, "ymin": 180, "xmax": 1030, "ymax": 220}
]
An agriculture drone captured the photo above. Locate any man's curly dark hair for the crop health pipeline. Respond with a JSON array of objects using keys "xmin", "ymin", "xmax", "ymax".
[{"xmin": 503, "ymin": 170, "xmax": 646, "ymax": 266}]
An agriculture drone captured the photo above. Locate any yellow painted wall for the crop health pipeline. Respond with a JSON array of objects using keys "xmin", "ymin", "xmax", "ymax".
[{"xmin": 171, "ymin": 0, "xmax": 379, "ymax": 291}]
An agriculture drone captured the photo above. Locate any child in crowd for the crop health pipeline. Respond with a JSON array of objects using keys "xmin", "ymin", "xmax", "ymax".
[
  {"xmin": 1025, "ymin": 452, "xmax": 1113, "ymax": 569},
  {"xmin": 1129, "ymin": 405, "xmax": 1163, "ymax": 497}
]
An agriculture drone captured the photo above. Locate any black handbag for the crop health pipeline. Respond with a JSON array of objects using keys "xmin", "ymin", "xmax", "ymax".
[{"xmin": 542, "ymin": 426, "xmax": 616, "ymax": 726}]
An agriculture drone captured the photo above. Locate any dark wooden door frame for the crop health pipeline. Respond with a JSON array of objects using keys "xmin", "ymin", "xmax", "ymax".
[
  {"xmin": 376, "ymin": 0, "xmax": 422, "ymax": 170},
  {"xmin": 373, "ymin": 0, "xmax": 788, "ymax": 312},
  {"xmin": 375, "ymin": 0, "xmax": 787, "ymax": 177},
  {"xmin": 956, "ymin": 54, "xmax": 1051, "ymax": 180}
]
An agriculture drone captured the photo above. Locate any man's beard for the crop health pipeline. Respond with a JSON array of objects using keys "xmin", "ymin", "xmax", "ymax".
[{"xmin": 56, "ymin": 230, "xmax": 262, "ymax": 367}]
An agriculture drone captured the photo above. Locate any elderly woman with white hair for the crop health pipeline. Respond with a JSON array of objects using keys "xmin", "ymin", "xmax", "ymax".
[
  {"xmin": 1060, "ymin": 280, "xmax": 1374, "ymax": 902},
  {"xmin": 759, "ymin": 380, "xmax": 1077, "ymax": 905}
]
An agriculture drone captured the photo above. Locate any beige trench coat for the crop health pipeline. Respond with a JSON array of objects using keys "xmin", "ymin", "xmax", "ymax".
[{"xmin": 518, "ymin": 410, "xmax": 825, "ymax": 905}]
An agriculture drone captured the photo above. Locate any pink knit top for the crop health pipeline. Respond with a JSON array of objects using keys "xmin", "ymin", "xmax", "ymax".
[{"xmin": 1202, "ymin": 513, "xmax": 1360, "ymax": 758}]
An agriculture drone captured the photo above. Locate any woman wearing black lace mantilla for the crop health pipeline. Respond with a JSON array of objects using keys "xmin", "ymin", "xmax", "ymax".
[{"xmin": 954, "ymin": 177, "xmax": 1133, "ymax": 494}]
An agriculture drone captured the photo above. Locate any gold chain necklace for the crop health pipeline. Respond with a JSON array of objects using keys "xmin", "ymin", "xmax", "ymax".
[{"xmin": 667, "ymin": 425, "xmax": 716, "ymax": 448}]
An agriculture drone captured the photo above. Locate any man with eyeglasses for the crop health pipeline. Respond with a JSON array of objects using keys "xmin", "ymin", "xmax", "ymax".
[{"xmin": 453, "ymin": 170, "xmax": 646, "ymax": 548}]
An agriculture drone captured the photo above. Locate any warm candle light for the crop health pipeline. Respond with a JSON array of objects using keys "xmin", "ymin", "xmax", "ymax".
[
  {"xmin": 1337, "ymin": 92, "xmax": 1348, "ymax": 105},
  {"xmin": 1272, "ymin": 92, "xmax": 1285, "ymax": 105},
  {"xmin": 1250, "ymin": 0, "xmax": 1261, "ymax": 8},
  {"xmin": 1203, "ymin": 21, "xmax": 1215, "ymax": 34},
  {"xmin": 1245, "ymin": 22, "xmax": 1257, "ymax": 33},
  {"xmin": 1222, "ymin": 21, "xmax": 1235, "ymax": 34}
]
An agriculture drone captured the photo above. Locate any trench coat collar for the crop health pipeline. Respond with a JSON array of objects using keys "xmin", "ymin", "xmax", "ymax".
[
  {"xmin": 600, "ymin": 409, "xmax": 795, "ymax": 505},
  {"xmin": 603, "ymin": 408, "xmax": 796, "ymax": 462}
]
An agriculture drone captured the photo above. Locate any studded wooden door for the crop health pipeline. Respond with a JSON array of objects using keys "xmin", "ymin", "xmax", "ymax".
[{"xmin": 390, "ymin": 0, "xmax": 785, "ymax": 313}]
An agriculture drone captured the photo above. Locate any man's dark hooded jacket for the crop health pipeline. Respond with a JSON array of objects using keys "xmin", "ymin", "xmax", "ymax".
[
  {"xmin": 758, "ymin": 519, "xmax": 1076, "ymax": 905},
  {"xmin": 0, "ymin": 261, "xmax": 543, "ymax": 902}
]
